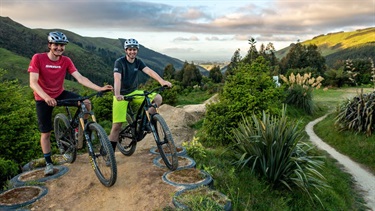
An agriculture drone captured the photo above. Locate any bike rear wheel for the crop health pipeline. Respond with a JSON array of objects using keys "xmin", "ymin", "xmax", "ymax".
[
  {"xmin": 152, "ymin": 114, "xmax": 178, "ymax": 170},
  {"xmin": 117, "ymin": 113, "xmax": 137, "ymax": 156},
  {"xmin": 54, "ymin": 113, "xmax": 77, "ymax": 163},
  {"xmin": 87, "ymin": 122, "xmax": 117, "ymax": 187}
]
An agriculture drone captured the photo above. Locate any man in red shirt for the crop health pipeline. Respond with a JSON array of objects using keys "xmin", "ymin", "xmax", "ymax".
[{"xmin": 28, "ymin": 31, "xmax": 113, "ymax": 176}]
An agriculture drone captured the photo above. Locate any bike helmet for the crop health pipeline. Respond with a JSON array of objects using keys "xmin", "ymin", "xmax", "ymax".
[
  {"xmin": 48, "ymin": 31, "xmax": 69, "ymax": 44},
  {"xmin": 124, "ymin": 38, "xmax": 139, "ymax": 49}
]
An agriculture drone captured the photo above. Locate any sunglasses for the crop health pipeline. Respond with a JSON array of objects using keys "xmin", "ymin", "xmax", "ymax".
[{"xmin": 127, "ymin": 48, "xmax": 138, "ymax": 51}]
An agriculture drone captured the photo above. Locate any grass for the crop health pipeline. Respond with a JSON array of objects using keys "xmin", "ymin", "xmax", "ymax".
[
  {"xmin": 313, "ymin": 87, "xmax": 373, "ymax": 111},
  {"xmin": 176, "ymin": 90, "xmax": 213, "ymax": 106},
  {"xmin": 174, "ymin": 186, "xmax": 230, "ymax": 210}
]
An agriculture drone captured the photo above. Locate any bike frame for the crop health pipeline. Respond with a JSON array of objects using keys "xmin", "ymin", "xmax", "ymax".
[
  {"xmin": 57, "ymin": 92, "xmax": 105, "ymax": 156},
  {"xmin": 123, "ymin": 87, "xmax": 163, "ymax": 141}
]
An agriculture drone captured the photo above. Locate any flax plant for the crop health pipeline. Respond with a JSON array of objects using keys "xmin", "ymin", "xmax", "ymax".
[
  {"xmin": 280, "ymin": 73, "xmax": 324, "ymax": 114},
  {"xmin": 231, "ymin": 107, "xmax": 329, "ymax": 204},
  {"xmin": 370, "ymin": 58, "xmax": 375, "ymax": 90},
  {"xmin": 335, "ymin": 89, "xmax": 375, "ymax": 136}
]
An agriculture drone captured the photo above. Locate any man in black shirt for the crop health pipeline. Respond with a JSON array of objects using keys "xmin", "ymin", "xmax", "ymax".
[{"xmin": 108, "ymin": 38, "xmax": 172, "ymax": 152}]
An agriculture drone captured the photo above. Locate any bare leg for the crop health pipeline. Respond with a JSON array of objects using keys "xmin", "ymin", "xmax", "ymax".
[
  {"xmin": 108, "ymin": 123, "xmax": 122, "ymax": 142},
  {"xmin": 40, "ymin": 132, "xmax": 51, "ymax": 154},
  {"xmin": 149, "ymin": 94, "xmax": 162, "ymax": 114},
  {"xmin": 83, "ymin": 99, "xmax": 91, "ymax": 119}
]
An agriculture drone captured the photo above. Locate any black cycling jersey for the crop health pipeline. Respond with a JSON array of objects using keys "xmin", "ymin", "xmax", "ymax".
[{"xmin": 113, "ymin": 56, "xmax": 147, "ymax": 95}]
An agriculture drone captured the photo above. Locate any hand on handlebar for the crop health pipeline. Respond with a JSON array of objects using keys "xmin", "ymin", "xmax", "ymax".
[
  {"xmin": 45, "ymin": 97, "xmax": 57, "ymax": 107},
  {"xmin": 115, "ymin": 95, "xmax": 124, "ymax": 101},
  {"xmin": 100, "ymin": 85, "xmax": 113, "ymax": 92},
  {"xmin": 161, "ymin": 80, "xmax": 172, "ymax": 88}
]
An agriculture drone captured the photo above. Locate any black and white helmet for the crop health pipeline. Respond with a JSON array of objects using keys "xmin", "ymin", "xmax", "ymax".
[
  {"xmin": 48, "ymin": 31, "xmax": 69, "ymax": 44},
  {"xmin": 124, "ymin": 38, "xmax": 139, "ymax": 49}
]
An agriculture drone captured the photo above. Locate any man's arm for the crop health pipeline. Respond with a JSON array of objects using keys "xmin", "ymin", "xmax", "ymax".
[
  {"xmin": 142, "ymin": 67, "xmax": 172, "ymax": 87},
  {"xmin": 113, "ymin": 72, "xmax": 124, "ymax": 101},
  {"xmin": 71, "ymin": 71, "xmax": 112, "ymax": 91}
]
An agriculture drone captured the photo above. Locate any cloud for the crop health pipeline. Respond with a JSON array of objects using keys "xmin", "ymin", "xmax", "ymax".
[
  {"xmin": 2, "ymin": 0, "xmax": 373, "ymax": 36},
  {"xmin": 164, "ymin": 47, "xmax": 197, "ymax": 53},
  {"xmin": 173, "ymin": 36, "xmax": 199, "ymax": 42},
  {"xmin": 205, "ymin": 36, "xmax": 231, "ymax": 41},
  {"xmin": 1, "ymin": 0, "xmax": 373, "ymax": 61}
]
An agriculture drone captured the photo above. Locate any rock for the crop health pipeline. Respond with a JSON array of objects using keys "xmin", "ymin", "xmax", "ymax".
[{"xmin": 137, "ymin": 94, "xmax": 218, "ymax": 151}]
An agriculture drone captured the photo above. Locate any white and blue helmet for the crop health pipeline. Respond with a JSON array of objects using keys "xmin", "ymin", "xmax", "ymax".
[
  {"xmin": 124, "ymin": 38, "xmax": 139, "ymax": 49},
  {"xmin": 48, "ymin": 31, "xmax": 69, "ymax": 44}
]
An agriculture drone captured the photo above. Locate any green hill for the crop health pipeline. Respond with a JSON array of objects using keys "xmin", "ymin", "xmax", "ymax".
[
  {"xmin": 275, "ymin": 27, "xmax": 375, "ymax": 67},
  {"xmin": 0, "ymin": 16, "xmax": 187, "ymax": 86}
]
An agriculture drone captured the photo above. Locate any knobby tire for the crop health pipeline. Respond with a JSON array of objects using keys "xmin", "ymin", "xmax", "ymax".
[
  {"xmin": 152, "ymin": 114, "xmax": 178, "ymax": 170},
  {"xmin": 117, "ymin": 113, "xmax": 137, "ymax": 156},
  {"xmin": 54, "ymin": 113, "xmax": 77, "ymax": 163},
  {"xmin": 88, "ymin": 122, "xmax": 117, "ymax": 187}
]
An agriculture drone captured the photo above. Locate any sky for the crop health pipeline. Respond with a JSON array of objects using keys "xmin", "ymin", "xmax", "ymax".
[{"xmin": 0, "ymin": 0, "xmax": 374, "ymax": 62}]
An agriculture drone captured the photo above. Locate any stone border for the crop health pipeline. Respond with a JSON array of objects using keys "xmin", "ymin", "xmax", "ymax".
[
  {"xmin": 0, "ymin": 185, "xmax": 48, "ymax": 209},
  {"xmin": 162, "ymin": 168, "xmax": 213, "ymax": 189},
  {"xmin": 10, "ymin": 165, "xmax": 69, "ymax": 187},
  {"xmin": 153, "ymin": 155, "xmax": 196, "ymax": 170},
  {"xmin": 149, "ymin": 146, "xmax": 187, "ymax": 156}
]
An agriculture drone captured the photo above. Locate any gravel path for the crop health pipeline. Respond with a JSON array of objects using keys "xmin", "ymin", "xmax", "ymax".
[{"xmin": 305, "ymin": 115, "xmax": 375, "ymax": 210}]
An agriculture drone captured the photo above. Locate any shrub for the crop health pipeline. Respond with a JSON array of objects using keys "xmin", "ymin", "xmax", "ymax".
[
  {"xmin": 0, "ymin": 158, "xmax": 19, "ymax": 189},
  {"xmin": 231, "ymin": 107, "xmax": 329, "ymax": 203},
  {"xmin": 280, "ymin": 72, "xmax": 323, "ymax": 115},
  {"xmin": 202, "ymin": 58, "xmax": 284, "ymax": 146},
  {"xmin": 183, "ymin": 137, "xmax": 206, "ymax": 159},
  {"xmin": 0, "ymin": 69, "xmax": 40, "ymax": 166}
]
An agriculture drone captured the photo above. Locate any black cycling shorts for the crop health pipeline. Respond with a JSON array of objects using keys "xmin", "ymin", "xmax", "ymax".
[{"xmin": 35, "ymin": 90, "xmax": 80, "ymax": 133}]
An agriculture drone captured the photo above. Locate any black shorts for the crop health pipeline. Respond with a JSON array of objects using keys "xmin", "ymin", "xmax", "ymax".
[{"xmin": 36, "ymin": 90, "xmax": 81, "ymax": 133}]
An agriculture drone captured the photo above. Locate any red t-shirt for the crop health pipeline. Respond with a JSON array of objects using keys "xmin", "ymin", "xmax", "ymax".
[{"xmin": 28, "ymin": 53, "xmax": 77, "ymax": 100}]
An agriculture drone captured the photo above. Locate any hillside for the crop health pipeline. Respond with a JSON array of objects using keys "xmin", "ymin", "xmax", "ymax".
[
  {"xmin": 0, "ymin": 16, "xmax": 192, "ymax": 86},
  {"xmin": 275, "ymin": 27, "xmax": 375, "ymax": 67}
]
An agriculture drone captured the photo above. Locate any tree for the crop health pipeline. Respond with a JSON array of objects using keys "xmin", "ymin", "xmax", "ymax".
[
  {"xmin": 242, "ymin": 37, "xmax": 259, "ymax": 64},
  {"xmin": 163, "ymin": 63, "xmax": 176, "ymax": 80},
  {"xmin": 225, "ymin": 48, "xmax": 242, "ymax": 77},
  {"xmin": 208, "ymin": 66, "xmax": 223, "ymax": 83},
  {"xmin": 280, "ymin": 43, "xmax": 326, "ymax": 75},
  {"xmin": 181, "ymin": 62, "xmax": 202, "ymax": 87},
  {"xmin": 260, "ymin": 42, "xmax": 279, "ymax": 75}
]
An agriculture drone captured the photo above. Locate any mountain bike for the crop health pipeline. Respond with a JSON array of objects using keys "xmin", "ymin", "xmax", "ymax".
[
  {"xmin": 54, "ymin": 90, "xmax": 117, "ymax": 187},
  {"xmin": 117, "ymin": 86, "xmax": 178, "ymax": 171}
]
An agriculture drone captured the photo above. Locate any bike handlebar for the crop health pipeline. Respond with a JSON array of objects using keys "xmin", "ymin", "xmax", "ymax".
[
  {"xmin": 123, "ymin": 86, "xmax": 169, "ymax": 101},
  {"xmin": 56, "ymin": 89, "xmax": 112, "ymax": 106}
]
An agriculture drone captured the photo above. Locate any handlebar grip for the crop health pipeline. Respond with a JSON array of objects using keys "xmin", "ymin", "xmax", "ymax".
[
  {"xmin": 56, "ymin": 100, "xmax": 79, "ymax": 106},
  {"xmin": 96, "ymin": 89, "xmax": 112, "ymax": 97}
]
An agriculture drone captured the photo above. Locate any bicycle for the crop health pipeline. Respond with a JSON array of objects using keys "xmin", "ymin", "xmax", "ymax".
[
  {"xmin": 54, "ymin": 90, "xmax": 117, "ymax": 187},
  {"xmin": 116, "ymin": 86, "xmax": 178, "ymax": 171}
]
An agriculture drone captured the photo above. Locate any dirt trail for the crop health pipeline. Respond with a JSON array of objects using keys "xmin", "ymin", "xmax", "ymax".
[
  {"xmin": 30, "ymin": 149, "xmax": 177, "ymax": 210},
  {"xmin": 306, "ymin": 115, "xmax": 375, "ymax": 210}
]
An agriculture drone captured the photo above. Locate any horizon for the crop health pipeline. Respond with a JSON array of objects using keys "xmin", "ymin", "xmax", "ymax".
[{"xmin": 1, "ymin": 0, "xmax": 374, "ymax": 62}]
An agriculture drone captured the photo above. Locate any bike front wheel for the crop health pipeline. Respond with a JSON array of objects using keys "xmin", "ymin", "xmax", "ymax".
[
  {"xmin": 117, "ymin": 113, "xmax": 137, "ymax": 156},
  {"xmin": 54, "ymin": 113, "xmax": 77, "ymax": 163},
  {"xmin": 152, "ymin": 114, "xmax": 178, "ymax": 171},
  {"xmin": 87, "ymin": 122, "xmax": 117, "ymax": 187}
]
